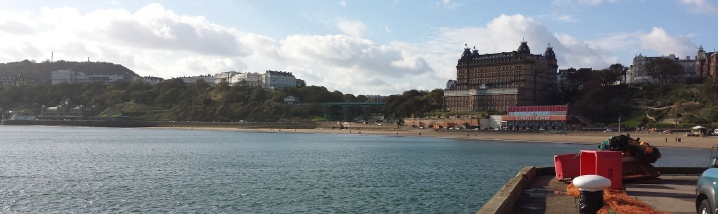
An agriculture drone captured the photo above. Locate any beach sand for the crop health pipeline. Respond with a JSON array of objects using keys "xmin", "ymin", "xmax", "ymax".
[{"xmin": 168, "ymin": 126, "xmax": 718, "ymax": 150}]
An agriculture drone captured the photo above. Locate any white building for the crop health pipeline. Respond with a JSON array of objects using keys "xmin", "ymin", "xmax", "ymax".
[
  {"xmin": 627, "ymin": 54, "xmax": 698, "ymax": 84},
  {"xmin": 7, "ymin": 111, "xmax": 36, "ymax": 120},
  {"xmin": 176, "ymin": 70, "xmax": 303, "ymax": 89},
  {"xmin": 283, "ymin": 95, "xmax": 301, "ymax": 104},
  {"xmin": 263, "ymin": 70, "xmax": 298, "ymax": 90},
  {"xmin": 214, "ymin": 71, "xmax": 238, "ymax": 84},
  {"xmin": 479, "ymin": 115, "xmax": 504, "ymax": 130},
  {"xmin": 179, "ymin": 75, "xmax": 216, "ymax": 85},
  {"xmin": 229, "ymin": 72, "xmax": 263, "ymax": 87},
  {"xmin": 142, "ymin": 76, "xmax": 164, "ymax": 85},
  {"xmin": 51, "ymin": 70, "xmax": 126, "ymax": 85},
  {"xmin": 0, "ymin": 77, "xmax": 16, "ymax": 86}
]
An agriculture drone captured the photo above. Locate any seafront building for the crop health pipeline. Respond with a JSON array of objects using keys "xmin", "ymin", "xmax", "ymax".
[
  {"xmin": 138, "ymin": 76, "xmax": 164, "ymax": 85},
  {"xmin": 502, "ymin": 105, "xmax": 574, "ymax": 131},
  {"xmin": 229, "ymin": 72, "xmax": 263, "ymax": 87},
  {"xmin": 177, "ymin": 70, "xmax": 304, "ymax": 89},
  {"xmin": 0, "ymin": 76, "xmax": 20, "ymax": 86},
  {"xmin": 626, "ymin": 54, "xmax": 698, "ymax": 84},
  {"xmin": 263, "ymin": 70, "xmax": 299, "ymax": 90},
  {"xmin": 697, "ymin": 45, "xmax": 718, "ymax": 81},
  {"xmin": 51, "ymin": 69, "xmax": 129, "ymax": 85},
  {"xmin": 179, "ymin": 75, "xmax": 217, "ymax": 86},
  {"xmin": 403, "ymin": 105, "xmax": 575, "ymax": 131},
  {"xmin": 39, "ymin": 99, "xmax": 94, "ymax": 120},
  {"xmin": 443, "ymin": 41, "xmax": 558, "ymax": 112}
]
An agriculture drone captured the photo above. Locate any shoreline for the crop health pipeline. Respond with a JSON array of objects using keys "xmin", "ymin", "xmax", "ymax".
[{"xmin": 160, "ymin": 126, "xmax": 718, "ymax": 150}]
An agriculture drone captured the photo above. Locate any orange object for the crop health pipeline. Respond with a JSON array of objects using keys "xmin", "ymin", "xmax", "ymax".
[
  {"xmin": 645, "ymin": 146, "xmax": 654, "ymax": 154},
  {"xmin": 580, "ymin": 150, "xmax": 623, "ymax": 190},
  {"xmin": 554, "ymin": 154, "xmax": 580, "ymax": 181},
  {"xmin": 566, "ymin": 183, "xmax": 665, "ymax": 214}
]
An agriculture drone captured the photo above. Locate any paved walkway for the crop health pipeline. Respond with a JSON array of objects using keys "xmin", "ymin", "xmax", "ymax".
[{"xmin": 511, "ymin": 175, "xmax": 698, "ymax": 214}]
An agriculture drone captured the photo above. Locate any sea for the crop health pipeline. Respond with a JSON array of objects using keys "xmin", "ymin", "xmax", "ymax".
[{"xmin": 0, "ymin": 125, "xmax": 711, "ymax": 213}]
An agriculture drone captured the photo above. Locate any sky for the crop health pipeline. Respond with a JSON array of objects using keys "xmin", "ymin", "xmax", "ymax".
[{"xmin": 0, "ymin": 0, "xmax": 716, "ymax": 95}]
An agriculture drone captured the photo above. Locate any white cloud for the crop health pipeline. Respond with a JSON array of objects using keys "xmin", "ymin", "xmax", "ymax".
[
  {"xmin": 680, "ymin": 0, "xmax": 718, "ymax": 14},
  {"xmin": 337, "ymin": 19, "xmax": 366, "ymax": 37},
  {"xmin": 554, "ymin": 0, "xmax": 618, "ymax": 6},
  {"xmin": 640, "ymin": 27, "xmax": 697, "ymax": 57},
  {"xmin": 556, "ymin": 15, "xmax": 578, "ymax": 22},
  {"xmin": 256, "ymin": 34, "xmax": 432, "ymax": 94},
  {"xmin": 0, "ymin": 3, "xmax": 702, "ymax": 95},
  {"xmin": 436, "ymin": 0, "xmax": 461, "ymax": 9},
  {"xmin": 0, "ymin": 4, "xmax": 251, "ymax": 77},
  {"xmin": 338, "ymin": 0, "xmax": 347, "ymax": 7},
  {"xmin": 579, "ymin": 0, "xmax": 618, "ymax": 5},
  {"xmin": 417, "ymin": 14, "xmax": 619, "ymax": 81},
  {"xmin": 0, "ymin": 3, "xmax": 435, "ymax": 95}
]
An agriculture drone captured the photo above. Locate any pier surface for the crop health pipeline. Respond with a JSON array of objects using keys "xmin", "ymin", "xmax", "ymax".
[{"xmin": 479, "ymin": 167, "xmax": 703, "ymax": 214}]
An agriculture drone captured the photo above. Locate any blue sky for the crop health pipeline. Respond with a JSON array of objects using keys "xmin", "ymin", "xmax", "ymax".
[{"xmin": 0, "ymin": 0, "xmax": 716, "ymax": 95}]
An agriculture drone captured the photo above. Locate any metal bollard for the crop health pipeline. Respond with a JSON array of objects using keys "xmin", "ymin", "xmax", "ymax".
[{"xmin": 573, "ymin": 175, "xmax": 611, "ymax": 214}]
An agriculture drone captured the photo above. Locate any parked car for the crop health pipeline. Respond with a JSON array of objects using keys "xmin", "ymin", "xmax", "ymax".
[{"xmin": 696, "ymin": 145, "xmax": 718, "ymax": 214}]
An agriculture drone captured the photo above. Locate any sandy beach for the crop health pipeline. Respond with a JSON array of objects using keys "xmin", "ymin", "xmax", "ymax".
[{"xmin": 170, "ymin": 126, "xmax": 718, "ymax": 150}]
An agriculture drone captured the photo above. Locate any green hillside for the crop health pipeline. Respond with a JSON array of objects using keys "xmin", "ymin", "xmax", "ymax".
[
  {"xmin": 568, "ymin": 81, "xmax": 718, "ymax": 129},
  {"xmin": 0, "ymin": 60, "xmax": 137, "ymax": 81}
]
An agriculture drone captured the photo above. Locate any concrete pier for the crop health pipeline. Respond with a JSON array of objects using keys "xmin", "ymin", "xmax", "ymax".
[{"xmin": 477, "ymin": 166, "xmax": 705, "ymax": 214}]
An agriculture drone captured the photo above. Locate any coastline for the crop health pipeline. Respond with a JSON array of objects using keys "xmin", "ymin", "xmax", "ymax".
[{"xmin": 161, "ymin": 126, "xmax": 718, "ymax": 150}]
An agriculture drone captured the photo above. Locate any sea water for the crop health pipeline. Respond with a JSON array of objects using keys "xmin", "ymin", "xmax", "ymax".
[{"xmin": 0, "ymin": 126, "xmax": 710, "ymax": 213}]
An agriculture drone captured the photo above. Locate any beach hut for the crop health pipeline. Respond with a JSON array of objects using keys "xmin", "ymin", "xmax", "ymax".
[{"xmin": 688, "ymin": 126, "xmax": 708, "ymax": 137}]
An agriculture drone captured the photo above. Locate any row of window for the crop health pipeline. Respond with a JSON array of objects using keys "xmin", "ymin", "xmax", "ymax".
[
  {"xmin": 459, "ymin": 68, "xmax": 522, "ymax": 75},
  {"xmin": 445, "ymin": 95, "xmax": 518, "ymax": 112},
  {"xmin": 509, "ymin": 111, "xmax": 567, "ymax": 116}
]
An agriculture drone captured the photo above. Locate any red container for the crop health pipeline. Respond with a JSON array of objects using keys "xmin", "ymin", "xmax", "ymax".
[
  {"xmin": 554, "ymin": 154, "xmax": 580, "ymax": 181},
  {"xmin": 580, "ymin": 150, "xmax": 623, "ymax": 190}
]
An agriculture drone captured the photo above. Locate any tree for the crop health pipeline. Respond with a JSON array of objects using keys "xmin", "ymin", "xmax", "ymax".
[
  {"xmin": 645, "ymin": 58, "xmax": 684, "ymax": 83},
  {"xmin": 355, "ymin": 95, "xmax": 368, "ymax": 102},
  {"xmin": 342, "ymin": 94, "xmax": 356, "ymax": 102},
  {"xmin": 608, "ymin": 63, "xmax": 628, "ymax": 83},
  {"xmin": 594, "ymin": 69, "xmax": 621, "ymax": 87}
]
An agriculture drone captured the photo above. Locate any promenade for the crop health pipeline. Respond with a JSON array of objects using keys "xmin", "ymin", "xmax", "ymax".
[{"xmin": 193, "ymin": 125, "xmax": 718, "ymax": 150}]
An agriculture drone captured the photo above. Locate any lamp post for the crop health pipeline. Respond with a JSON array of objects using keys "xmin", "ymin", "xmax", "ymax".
[{"xmin": 618, "ymin": 116, "xmax": 621, "ymax": 132}]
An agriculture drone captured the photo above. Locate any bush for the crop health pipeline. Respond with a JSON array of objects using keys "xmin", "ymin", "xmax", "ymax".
[{"xmin": 622, "ymin": 120, "xmax": 640, "ymax": 129}]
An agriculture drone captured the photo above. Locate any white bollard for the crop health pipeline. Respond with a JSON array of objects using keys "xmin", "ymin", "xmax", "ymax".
[{"xmin": 573, "ymin": 175, "xmax": 611, "ymax": 214}]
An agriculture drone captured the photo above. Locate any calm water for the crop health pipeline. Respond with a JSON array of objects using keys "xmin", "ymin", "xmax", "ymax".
[{"xmin": 0, "ymin": 126, "xmax": 710, "ymax": 213}]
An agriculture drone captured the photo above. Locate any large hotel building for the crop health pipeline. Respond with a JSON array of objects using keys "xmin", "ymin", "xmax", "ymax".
[{"xmin": 443, "ymin": 41, "xmax": 558, "ymax": 112}]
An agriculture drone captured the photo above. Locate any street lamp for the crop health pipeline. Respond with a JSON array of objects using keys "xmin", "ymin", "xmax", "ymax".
[{"xmin": 618, "ymin": 116, "xmax": 621, "ymax": 132}]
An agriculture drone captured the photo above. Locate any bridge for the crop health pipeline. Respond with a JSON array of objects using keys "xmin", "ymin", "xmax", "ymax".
[
  {"xmin": 294, "ymin": 102, "xmax": 386, "ymax": 121},
  {"xmin": 321, "ymin": 102, "xmax": 385, "ymax": 121}
]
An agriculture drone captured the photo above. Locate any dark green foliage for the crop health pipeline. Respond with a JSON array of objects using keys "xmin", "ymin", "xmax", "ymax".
[
  {"xmin": 2, "ymin": 79, "xmax": 430, "ymax": 122},
  {"xmin": 0, "ymin": 60, "xmax": 136, "ymax": 80},
  {"xmin": 645, "ymin": 58, "xmax": 684, "ymax": 84},
  {"xmin": 566, "ymin": 77, "xmax": 718, "ymax": 129},
  {"xmin": 382, "ymin": 89, "xmax": 445, "ymax": 119}
]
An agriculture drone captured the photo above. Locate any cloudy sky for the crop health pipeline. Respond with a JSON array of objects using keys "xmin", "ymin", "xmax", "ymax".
[{"xmin": 0, "ymin": 0, "xmax": 716, "ymax": 95}]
